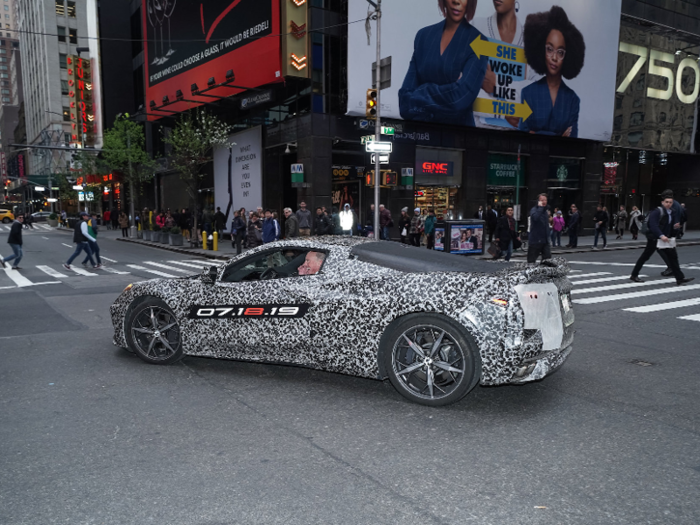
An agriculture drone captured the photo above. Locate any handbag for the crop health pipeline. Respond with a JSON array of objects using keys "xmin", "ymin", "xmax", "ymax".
[
  {"xmin": 513, "ymin": 238, "xmax": 522, "ymax": 250},
  {"xmin": 487, "ymin": 242, "xmax": 501, "ymax": 257},
  {"xmin": 401, "ymin": 227, "xmax": 408, "ymax": 237}
]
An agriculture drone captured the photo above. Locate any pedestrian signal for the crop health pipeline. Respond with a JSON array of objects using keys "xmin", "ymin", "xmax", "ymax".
[{"xmin": 366, "ymin": 89, "xmax": 378, "ymax": 119}]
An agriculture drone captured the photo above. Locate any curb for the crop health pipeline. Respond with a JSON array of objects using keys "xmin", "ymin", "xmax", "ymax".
[{"xmin": 115, "ymin": 237, "xmax": 231, "ymax": 261}]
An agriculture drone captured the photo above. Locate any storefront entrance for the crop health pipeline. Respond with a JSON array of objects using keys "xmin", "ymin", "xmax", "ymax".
[{"xmin": 414, "ymin": 186, "xmax": 459, "ymax": 220}]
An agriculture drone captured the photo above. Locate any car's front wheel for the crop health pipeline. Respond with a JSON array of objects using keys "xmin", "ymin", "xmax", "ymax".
[
  {"xmin": 2, "ymin": 217, "xmax": 10, "ymax": 223},
  {"xmin": 125, "ymin": 297, "xmax": 184, "ymax": 365},
  {"xmin": 382, "ymin": 314, "xmax": 480, "ymax": 406}
]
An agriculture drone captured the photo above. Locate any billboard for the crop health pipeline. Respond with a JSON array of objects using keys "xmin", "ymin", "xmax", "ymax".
[
  {"xmin": 348, "ymin": 0, "xmax": 622, "ymax": 141},
  {"xmin": 213, "ymin": 127, "xmax": 263, "ymax": 227},
  {"xmin": 143, "ymin": 0, "xmax": 281, "ymax": 118}
]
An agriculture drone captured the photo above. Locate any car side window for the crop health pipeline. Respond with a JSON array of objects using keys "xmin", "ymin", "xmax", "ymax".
[{"xmin": 220, "ymin": 249, "xmax": 325, "ymax": 283}]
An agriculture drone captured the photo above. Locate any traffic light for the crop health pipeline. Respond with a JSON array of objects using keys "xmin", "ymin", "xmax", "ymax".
[
  {"xmin": 382, "ymin": 171, "xmax": 398, "ymax": 187},
  {"xmin": 365, "ymin": 171, "xmax": 375, "ymax": 186},
  {"xmin": 366, "ymin": 89, "xmax": 378, "ymax": 119}
]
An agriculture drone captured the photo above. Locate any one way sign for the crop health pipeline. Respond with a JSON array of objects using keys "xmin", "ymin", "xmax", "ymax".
[{"xmin": 371, "ymin": 153, "xmax": 390, "ymax": 165}]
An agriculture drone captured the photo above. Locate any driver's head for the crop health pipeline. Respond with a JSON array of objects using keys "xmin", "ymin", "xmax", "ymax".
[{"xmin": 298, "ymin": 251, "xmax": 326, "ymax": 276}]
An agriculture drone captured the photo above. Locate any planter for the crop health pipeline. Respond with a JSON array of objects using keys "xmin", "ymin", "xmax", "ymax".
[
  {"xmin": 169, "ymin": 234, "xmax": 184, "ymax": 246},
  {"xmin": 47, "ymin": 219, "xmax": 59, "ymax": 227},
  {"xmin": 160, "ymin": 233, "xmax": 170, "ymax": 243},
  {"xmin": 137, "ymin": 231, "xmax": 143, "ymax": 239},
  {"xmin": 152, "ymin": 232, "xmax": 162, "ymax": 243},
  {"xmin": 143, "ymin": 230, "xmax": 152, "ymax": 241}
]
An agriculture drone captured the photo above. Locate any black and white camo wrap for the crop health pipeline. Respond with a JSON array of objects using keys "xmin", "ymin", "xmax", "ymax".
[{"xmin": 110, "ymin": 237, "xmax": 574, "ymax": 386}]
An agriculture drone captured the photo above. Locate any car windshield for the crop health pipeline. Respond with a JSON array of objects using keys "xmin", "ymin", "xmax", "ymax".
[{"xmin": 220, "ymin": 249, "xmax": 327, "ymax": 283}]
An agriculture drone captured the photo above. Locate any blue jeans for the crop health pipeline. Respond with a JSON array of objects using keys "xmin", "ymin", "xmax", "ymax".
[
  {"xmin": 552, "ymin": 231, "xmax": 562, "ymax": 247},
  {"xmin": 67, "ymin": 242, "xmax": 96, "ymax": 266},
  {"xmin": 594, "ymin": 227, "xmax": 607, "ymax": 247},
  {"xmin": 82, "ymin": 240, "xmax": 101, "ymax": 265},
  {"xmin": 504, "ymin": 240, "xmax": 513, "ymax": 261},
  {"xmin": 4, "ymin": 243, "xmax": 22, "ymax": 266},
  {"xmin": 381, "ymin": 226, "xmax": 390, "ymax": 240}
]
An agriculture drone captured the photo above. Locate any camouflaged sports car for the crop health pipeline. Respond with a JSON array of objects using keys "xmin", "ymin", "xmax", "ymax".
[{"xmin": 111, "ymin": 237, "xmax": 575, "ymax": 406}]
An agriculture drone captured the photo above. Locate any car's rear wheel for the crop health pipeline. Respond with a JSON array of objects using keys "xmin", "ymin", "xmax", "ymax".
[
  {"xmin": 125, "ymin": 297, "xmax": 184, "ymax": 365},
  {"xmin": 382, "ymin": 314, "xmax": 480, "ymax": 406},
  {"xmin": 2, "ymin": 217, "xmax": 10, "ymax": 223}
]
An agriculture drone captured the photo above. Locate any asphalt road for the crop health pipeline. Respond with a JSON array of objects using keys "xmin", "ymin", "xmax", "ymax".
[{"xmin": 2, "ymin": 227, "xmax": 700, "ymax": 525}]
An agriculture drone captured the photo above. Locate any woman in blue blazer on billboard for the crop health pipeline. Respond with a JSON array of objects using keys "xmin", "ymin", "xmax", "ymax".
[
  {"xmin": 518, "ymin": 6, "xmax": 585, "ymax": 138},
  {"xmin": 399, "ymin": 0, "xmax": 494, "ymax": 127}
]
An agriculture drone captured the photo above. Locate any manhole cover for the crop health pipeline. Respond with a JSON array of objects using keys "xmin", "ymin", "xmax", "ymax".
[{"xmin": 630, "ymin": 359, "xmax": 654, "ymax": 367}]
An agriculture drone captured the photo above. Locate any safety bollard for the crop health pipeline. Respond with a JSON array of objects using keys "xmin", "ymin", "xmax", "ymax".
[
  {"xmin": 202, "ymin": 232, "xmax": 208, "ymax": 250},
  {"xmin": 213, "ymin": 232, "xmax": 218, "ymax": 251}
]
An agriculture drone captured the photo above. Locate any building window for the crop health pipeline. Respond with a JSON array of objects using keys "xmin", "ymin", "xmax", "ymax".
[
  {"xmin": 0, "ymin": 73, "xmax": 7, "ymax": 79},
  {"xmin": 55, "ymin": 1, "xmax": 64, "ymax": 16},
  {"xmin": 1, "ymin": 88, "xmax": 9, "ymax": 94},
  {"xmin": 59, "ymin": 53, "xmax": 67, "ymax": 68},
  {"xmin": 0, "ymin": 57, "xmax": 5, "ymax": 62},
  {"xmin": 57, "ymin": 26, "xmax": 66, "ymax": 42},
  {"xmin": 3, "ymin": 5, "xmax": 8, "ymax": 10},
  {"xmin": 11, "ymin": 41, "xmax": 17, "ymax": 48},
  {"xmin": 69, "ymin": 28, "xmax": 77, "ymax": 44},
  {"xmin": 1, "ymin": 96, "xmax": 8, "ymax": 103},
  {"xmin": 0, "ymin": 65, "xmax": 8, "ymax": 71},
  {"xmin": 63, "ymin": 107, "xmax": 71, "ymax": 121},
  {"xmin": 4, "ymin": 14, "xmax": 8, "ymax": 18},
  {"xmin": 61, "ymin": 79, "xmax": 68, "ymax": 94},
  {"xmin": 67, "ymin": 1, "xmax": 76, "ymax": 17},
  {"xmin": 0, "ymin": 49, "xmax": 5, "ymax": 54}
]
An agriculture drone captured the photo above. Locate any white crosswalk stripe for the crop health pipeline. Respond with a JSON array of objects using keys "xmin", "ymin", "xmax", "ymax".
[
  {"xmin": 168, "ymin": 260, "xmax": 208, "ymax": 269},
  {"xmin": 568, "ymin": 272, "xmax": 613, "ymax": 279},
  {"xmin": 624, "ymin": 298, "xmax": 700, "ymax": 313},
  {"xmin": 68, "ymin": 266, "xmax": 98, "ymax": 277},
  {"xmin": 100, "ymin": 266, "xmax": 130, "ymax": 275},
  {"xmin": 574, "ymin": 284, "xmax": 700, "ymax": 305},
  {"xmin": 36, "ymin": 265, "xmax": 69, "ymax": 278},
  {"xmin": 39, "ymin": 224, "xmax": 52, "ymax": 230},
  {"xmin": 571, "ymin": 275, "xmax": 642, "ymax": 286},
  {"xmin": 144, "ymin": 261, "xmax": 193, "ymax": 273},
  {"xmin": 2, "ymin": 268, "xmax": 60, "ymax": 288},
  {"xmin": 101, "ymin": 257, "xmax": 118, "ymax": 263},
  {"xmin": 127, "ymin": 265, "xmax": 177, "ymax": 278},
  {"xmin": 679, "ymin": 314, "xmax": 700, "ymax": 322},
  {"xmin": 572, "ymin": 278, "xmax": 675, "ymax": 295}
]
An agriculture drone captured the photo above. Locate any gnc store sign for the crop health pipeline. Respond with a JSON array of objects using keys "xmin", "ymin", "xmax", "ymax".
[{"xmin": 416, "ymin": 160, "xmax": 454, "ymax": 178}]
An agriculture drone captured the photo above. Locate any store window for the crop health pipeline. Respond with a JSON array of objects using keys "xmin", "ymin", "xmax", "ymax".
[
  {"xmin": 547, "ymin": 157, "xmax": 583, "ymax": 213},
  {"xmin": 414, "ymin": 147, "xmax": 463, "ymax": 219}
]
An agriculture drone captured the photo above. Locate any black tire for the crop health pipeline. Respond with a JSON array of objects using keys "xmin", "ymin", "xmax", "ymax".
[
  {"xmin": 2, "ymin": 217, "xmax": 10, "ymax": 224},
  {"xmin": 381, "ymin": 314, "xmax": 481, "ymax": 407},
  {"xmin": 125, "ymin": 296, "xmax": 184, "ymax": 365}
]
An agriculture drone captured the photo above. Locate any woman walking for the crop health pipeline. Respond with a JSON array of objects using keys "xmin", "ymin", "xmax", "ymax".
[
  {"xmin": 398, "ymin": 208, "xmax": 411, "ymax": 244},
  {"xmin": 629, "ymin": 206, "xmax": 642, "ymax": 240},
  {"xmin": 615, "ymin": 205, "xmax": 628, "ymax": 239},
  {"xmin": 118, "ymin": 212, "xmax": 129, "ymax": 238}
]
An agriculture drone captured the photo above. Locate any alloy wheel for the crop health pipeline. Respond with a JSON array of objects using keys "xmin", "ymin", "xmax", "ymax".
[{"xmin": 130, "ymin": 306, "xmax": 181, "ymax": 362}]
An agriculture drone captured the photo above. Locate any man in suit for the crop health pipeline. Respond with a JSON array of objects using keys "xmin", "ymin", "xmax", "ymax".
[
  {"xmin": 566, "ymin": 204, "xmax": 580, "ymax": 248},
  {"xmin": 474, "ymin": 206, "xmax": 484, "ymax": 220},
  {"xmin": 630, "ymin": 191, "xmax": 693, "ymax": 285}
]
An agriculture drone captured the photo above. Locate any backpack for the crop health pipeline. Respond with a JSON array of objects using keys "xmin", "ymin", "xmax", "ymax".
[{"xmin": 639, "ymin": 207, "xmax": 662, "ymax": 236}]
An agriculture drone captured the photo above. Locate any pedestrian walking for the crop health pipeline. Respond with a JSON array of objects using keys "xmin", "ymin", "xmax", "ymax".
[
  {"xmin": 615, "ymin": 205, "xmax": 628, "ymax": 239},
  {"xmin": 629, "ymin": 206, "xmax": 642, "ymax": 240},
  {"xmin": 552, "ymin": 210, "xmax": 565, "ymax": 247},
  {"xmin": 593, "ymin": 205, "xmax": 608, "ymax": 249},
  {"xmin": 527, "ymin": 194, "xmax": 551, "ymax": 263},
  {"xmin": 283, "ymin": 207, "xmax": 299, "ymax": 239},
  {"xmin": 410, "ymin": 208, "xmax": 423, "ymax": 247},
  {"xmin": 566, "ymin": 204, "xmax": 580, "ymax": 248},
  {"xmin": 103, "ymin": 209, "xmax": 111, "ymax": 230},
  {"xmin": 60, "ymin": 210, "xmax": 67, "ymax": 228},
  {"xmin": 63, "ymin": 212, "xmax": 98, "ymax": 270},
  {"xmin": 214, "ymin": 207, "xmax": 226, "ymax": 238},
  {"xmin": 339, "ymin": 203, "xmax": 355, "ymax": 235},
  {"xmin": 1, "ymin": 213, "xmax": 25, "ymax": 270},
  {"xmin": 111, "ymin": 210, "xmax": 119, "ymax": 230},
  {"xmin": 81, "ymin": 212, "xmax": 102, "ymax": 268},
  {"xmin": 424, "ymin": 209, "xmax": 437, "ymax": 249},
  {"xmin": 398, "ymin": 208, "xmax": 411, "ymax": 244},
  {"xmin": 313, "ymin": 207, "xmax": 330, "ymax": 236},
  {"xmin": 230, "ymin": 210, "xmax": 247, "ymax": 255},
  {"xmin": 246, "ymin": 212, "xmax": 263, "ymax": 248},
  {"xmin": 379, "ymin": 204, "xmax": 392, "ymax": 240},
  {"xmin": 474, "ymin": 206, "xmax": 484, "ymax": 220},
  {"xmin": 494, "ymin": 206, "xmax": 520, "ymax": 262},
  {"xmin": 630, "ymin": 191, "xmax": 693, "ymax": 286},
  {"xmin": 486, "ymin": 205, "xmax": 498, "ymax": 243},
  {"xmin": 118, "ymin": 212, "xmax": 129, "ymax": 237},
  {"xmin": 24, "ymin": 212, "xmax": 34, "ymax": 229},
  {"xmin": 262, "ymin": 209, "xmax": 280, "ymax": 243}
]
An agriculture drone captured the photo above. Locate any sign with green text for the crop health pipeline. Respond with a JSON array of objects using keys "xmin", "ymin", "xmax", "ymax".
[{"xmin": 487, "ymin": 154, "xmax": 523, "ymax": 187}]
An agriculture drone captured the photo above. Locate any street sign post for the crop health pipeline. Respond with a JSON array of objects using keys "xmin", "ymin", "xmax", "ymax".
[
  {"xmin": 365, "ymin": 141, "xmax": 393, "ymax": 153},
  {"xmin": 371, "ymin": 153, "xmax": 390, "ymax": 165}
]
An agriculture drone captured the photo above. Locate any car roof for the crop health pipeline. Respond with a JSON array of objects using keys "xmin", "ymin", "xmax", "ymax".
[{"xmin": 351, "ymin": 241, "xmax": 501, "ymax": 274}]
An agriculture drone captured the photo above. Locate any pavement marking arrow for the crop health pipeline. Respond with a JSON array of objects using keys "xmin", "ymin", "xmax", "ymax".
[
  {"xmin": 474, "ymin": 97, "xmax": 532, "ymax": 120},
  {"xmin": 470, "ymin": 36, "xmax": 526, "ymax": 63}
]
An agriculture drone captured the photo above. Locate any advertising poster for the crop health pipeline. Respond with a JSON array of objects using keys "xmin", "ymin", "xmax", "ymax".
[
  {"xmin": 451, "ymin": 225, "xmax": 484, "ymax": 255},
  {"xmin": 213, "ymin": 127, "xmax": 263, "ymax": 226},
  {"xmin": 142, "ymin": 0, "xmax": 281, "ymax": 120},
  {"xmin": 434, "ymin": 227, "xmax": 445, "ymax": 251},
  {"xmin": 348, "ymin": 0, "xmax": 622, "ymax": 141}
]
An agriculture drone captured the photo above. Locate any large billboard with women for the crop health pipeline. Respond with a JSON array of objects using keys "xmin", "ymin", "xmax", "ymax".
[{"xmin": 347, "ymin": 0, "xmax": 622, "ymax": 141}]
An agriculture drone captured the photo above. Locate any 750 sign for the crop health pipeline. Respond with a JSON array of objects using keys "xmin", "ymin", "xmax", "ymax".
[{"xmin": 617, "ymin": 42, "xmax": 700, "ymax": 104}]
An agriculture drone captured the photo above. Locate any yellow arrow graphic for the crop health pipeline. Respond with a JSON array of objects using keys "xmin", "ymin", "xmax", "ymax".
[
  {"xmin": 474, "ymin": 97, "xmax": 533, "ymax": 121},
  {"xmin": 470, "ymin": 36, "xmax": 526, "ymax": 63}
]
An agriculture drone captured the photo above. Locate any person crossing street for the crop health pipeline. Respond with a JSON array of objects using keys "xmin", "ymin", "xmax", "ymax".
[
  {"xmin": 81, "ymin": 212, "xmax": 103, "ymax": 269},
  {"xmin": 63, "ymin": 212, "xmax": 98, "ymax": 270},
  {"xmin": 1, "ymin": 213, "xmax": 25, "ymax": 270}
]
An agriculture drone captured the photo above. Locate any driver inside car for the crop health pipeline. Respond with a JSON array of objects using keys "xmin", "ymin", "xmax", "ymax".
[{"xmin": 298, "ymin": 251, "xmax": 326, "ymax": 276}]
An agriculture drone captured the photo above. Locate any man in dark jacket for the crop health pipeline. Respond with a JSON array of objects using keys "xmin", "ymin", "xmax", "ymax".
[
  {"xmin": 631, "ymin": 191, "xmax": 693, "ymax": 285},
  {"xmin": 379, "ymin": 204, "xmax": 392, "ymax": 240},
  {"xmin": 231, "ymin": 210, "xmax": 247, "ymax": 255},
  {"xmin": 566, "ymin": 204, "xmax": 580, "ymax": 248},
  {"xmin": 593, "ymin": 205, "xmax": 608, "ymax": 249},
  {"xmin": 527, "ymin": 194, "xmax": 551, "ymax": 263},
  {"xmin": 486, "ymin": 205, "xmax": 498, "ymax": 242},
  {"xmin": 284, "ymin": 207, "xmax": 299, "ymax": 239},
  {"xmin": 494, "ymin": 207, "xmax": 520, "ymax": 261},
  {"xmin": 64, "ymin": 212, "xmax": 98, "ymax": 269},
  {"xmin": 313, "ymin": 207, "xmax": 330, "ymax": 235},
  {"xmin": 214, "ymin": 207, "xmax": 226, "ymax": 238},
  {"xmin": 1, "ymin": 213, "xmax": 25, "ymax": 270},
  {"xmin": 296, "ymin": 201, "xmax": 312, "ymax": 236},
  {"xmin": 262, "ymin": 209, "xmax": 280, "ymax": 244}
]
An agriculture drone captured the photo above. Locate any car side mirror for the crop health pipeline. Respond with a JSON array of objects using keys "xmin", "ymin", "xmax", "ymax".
[{"xmin": 202, "ymin": 265, "xmax": 218, "ymax": 285}]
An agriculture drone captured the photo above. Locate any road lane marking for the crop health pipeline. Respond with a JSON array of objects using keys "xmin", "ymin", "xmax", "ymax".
[
  {"xmin": 572, "ymin": 278, "xmax": 675, "ymax": 295},
  {"xmin": 62, "ymin": 243, "xmax": 72, "ymax": 248},
  {"xmin": 69, "ymin": 267, "xmax": 98, "ymax": 277},
  {"xmin": 168, "ymin": 260, "xmax": 207, "ymax": 269},
  {"xmin": 39, "ymin": 224, "xmax": 52, "ymax": 230},
  {"xmin": 127, "ymin": 265, "xmax": 177, "ymax": 278},
  {"xmin": 185, "ymin": 259, "xmax": 224, "ymax": 265},
  {"xmin": 144, "ymin": 261, "xmax": 192, "ymax": 273},
  {"xmin": 101, "ymin": 257, "xmax": 118, "ymax": 263},
  {"xmin": 679, "ymin": 314, "xmax": 700, "ymax": 322},
  {"xmin": 568, "ymin": 261, "xmax": 668, "ymax": 269},
  {"xmin": 568, "ymin": 272, "xmax": 613, "ymax": 279},
  {"xmin": 42, "ymin": 236, "xmax": 49, "ymax": 240},
  {"xmin": 573, "ymin": 284, "xmax": 700, "ymax": 305},
  {"xmin": 100, "ymin": 267, "xmax": 130, "ymax": 275},
  {"xmin": 624, "ymin": 298, "xmax": 700, "ymax": 313},
  {"xmin": 2, "ymin": 268, "xmax": 60, "ymax": 288},
  {"xmin": 572, "ymin": 275, "xmax": 646, "ymax": 286},
  {"xmin": 36, "ymin": 265, "xmax": 69, "ymax": 278}
]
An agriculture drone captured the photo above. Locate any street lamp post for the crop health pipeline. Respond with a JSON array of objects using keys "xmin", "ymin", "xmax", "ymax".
[{"xmin": 368, "ymin": 0, "xmax": 382, "ymax": 240}]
